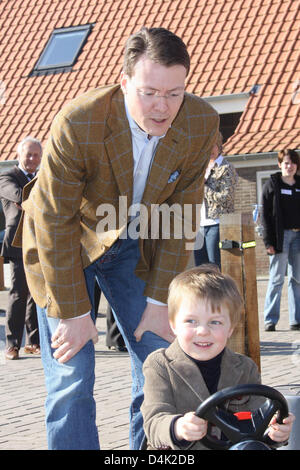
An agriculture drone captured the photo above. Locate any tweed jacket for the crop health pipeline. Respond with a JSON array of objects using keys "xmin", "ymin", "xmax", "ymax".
[
  {"xmin": 0, "ymin": 165, "xmax": 31, "ymax": 259},
  {"xmin": 204, "ymin": 157, "xmax": 238, "ymax": 221},
  {"xmin": 18, "ymin": 84, "xmax": 219, "ymax": 318},
  {"xmin": 141, "ymin": 339, "xmax": 261, "ymax": 450}
]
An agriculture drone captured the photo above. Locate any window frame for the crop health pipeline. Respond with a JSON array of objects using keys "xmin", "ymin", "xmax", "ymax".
[{"xmin": 32, "ymin": 24, "xmax": 93, "ymax": 74}]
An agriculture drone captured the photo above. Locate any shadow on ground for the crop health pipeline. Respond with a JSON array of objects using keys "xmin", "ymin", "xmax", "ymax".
[{"xmin": 260, "ymin": 341, "xmax": 299, "ymax": 356}]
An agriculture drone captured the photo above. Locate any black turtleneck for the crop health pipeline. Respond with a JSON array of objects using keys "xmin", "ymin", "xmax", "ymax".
[{"xmin": 190, "ymin": 348, "xmax": 225, "ymax": 394}]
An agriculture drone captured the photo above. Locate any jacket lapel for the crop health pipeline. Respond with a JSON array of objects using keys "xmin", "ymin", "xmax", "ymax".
[
  {"xmin": 13, "ymin": 165, "xmax": 31, "ymax": 188},
  {"xmin": 218, "ymin": 348, "xmax": 245, "ymax": 390},
  {"xmin": 104, "ymin": 88, "xmax": 133, "ymax": 205},
  {"xmin": 166, "ymin": 339, "xmax": 211, "ymax": 402},
  {"xmin": 166, "ymin": 341, "xmax": 246, "ymax": 404}
]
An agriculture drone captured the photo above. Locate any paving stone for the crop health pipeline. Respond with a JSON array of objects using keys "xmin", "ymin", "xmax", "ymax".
[{"xmin": 0, "ymin": 276, "xmax": 298, "ymax": 450}]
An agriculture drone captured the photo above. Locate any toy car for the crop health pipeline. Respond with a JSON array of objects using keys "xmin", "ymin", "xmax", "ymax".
[{"xmin": 141, "ymin": 384, "xmax": 290, "ymax": 450}]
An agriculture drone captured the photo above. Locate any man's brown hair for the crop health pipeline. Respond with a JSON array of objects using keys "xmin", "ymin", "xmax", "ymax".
[{"xmin": 123, "ymin": 27, "xmax": 190, "ymax": 77}]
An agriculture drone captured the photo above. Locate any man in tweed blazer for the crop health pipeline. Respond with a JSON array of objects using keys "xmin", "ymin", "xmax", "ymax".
[{"xmin": 20, "ymin": 27, "xmax": 219, "ymax": 450}]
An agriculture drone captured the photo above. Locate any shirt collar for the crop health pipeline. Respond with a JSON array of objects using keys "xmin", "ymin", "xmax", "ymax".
[
  {"xmin": 18, "ymin": 164, "xmax": 35, "ymax": 177},
  {"xmin": 214, "ymin": 155, "xmax": 224, "ymax": 166}
]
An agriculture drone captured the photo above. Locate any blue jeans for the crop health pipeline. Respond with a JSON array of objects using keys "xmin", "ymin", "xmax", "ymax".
[
  {"xmin": 264, "ymin": 230, "xmax": 300, "ymax": 326},
  {"xmin": 194, "ymin": 224, "xmax": 221, "ymax": 268},
  {"xmin": 37, "ymin": 235, "xmax": 169, "ymax": 450}
]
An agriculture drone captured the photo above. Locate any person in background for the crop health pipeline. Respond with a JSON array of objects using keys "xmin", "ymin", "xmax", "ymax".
[
  {"xmin": 262, "ymin": 149, "xmax": 300, "ymax": 331},
  {"xmin": 0, "ymin": 137, "xmax": 42, "ymax": 359},
  {"xmin": 194, "ymin": 132, "xmax": 238, "ymax": 269}
]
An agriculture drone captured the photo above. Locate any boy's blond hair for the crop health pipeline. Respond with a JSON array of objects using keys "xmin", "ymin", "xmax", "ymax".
[{"xmin": 168, "ymin": 264, "xmax": 243, "ymax": 326}]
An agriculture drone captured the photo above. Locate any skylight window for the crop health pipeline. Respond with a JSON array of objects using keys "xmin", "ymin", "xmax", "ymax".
[{"xmin": 32, "ymin": 24, "xmax": 93, "ymax": 75}]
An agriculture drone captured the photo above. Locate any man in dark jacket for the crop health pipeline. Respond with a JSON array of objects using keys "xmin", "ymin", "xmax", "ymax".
[{"xmin": 0, "ymin": 137, "xmax": 42, "ymax": 359}]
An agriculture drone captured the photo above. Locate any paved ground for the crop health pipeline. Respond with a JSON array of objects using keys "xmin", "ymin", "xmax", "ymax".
[{"xmin": 0, "ymin": 269, "xmax": 300, "ymax": 450}]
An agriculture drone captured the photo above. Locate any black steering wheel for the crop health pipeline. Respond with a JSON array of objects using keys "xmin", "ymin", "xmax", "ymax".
[{"xmin": 190, "ymin": 384, "xmax": 289, "ymax": 450}]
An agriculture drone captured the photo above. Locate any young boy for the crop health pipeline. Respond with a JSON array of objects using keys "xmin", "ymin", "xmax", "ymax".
[{"xmin": 141, "ymin": 265, "xmax": 294, "ymax": 450}]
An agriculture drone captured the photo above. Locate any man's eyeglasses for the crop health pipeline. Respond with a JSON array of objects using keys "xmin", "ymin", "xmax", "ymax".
[{"xmin": 135, "ymin": 88, "xmax": 184, "ymax": 102}]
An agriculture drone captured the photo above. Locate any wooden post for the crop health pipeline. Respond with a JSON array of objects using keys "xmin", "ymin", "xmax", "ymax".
[{"xmin": 219, "ymin": 212, "xmax": 261, "ymax": 371}]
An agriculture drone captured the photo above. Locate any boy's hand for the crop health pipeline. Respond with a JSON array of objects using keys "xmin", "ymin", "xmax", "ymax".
[
  {"xmin": 174, "ymin": 412, "xmax": 207, "ymax": 442},
  {"xmin": 268, "ymin": 412, "xmax": 295, "ymax": 442}
]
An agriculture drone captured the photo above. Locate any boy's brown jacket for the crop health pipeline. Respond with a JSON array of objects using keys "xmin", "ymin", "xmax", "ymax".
[{"xmin": 141, "ymin": 339, "xmax": 261, "ymax": 450}]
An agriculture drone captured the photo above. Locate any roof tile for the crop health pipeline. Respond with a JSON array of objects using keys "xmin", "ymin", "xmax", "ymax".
[{"xmin": 0, "ymin": 0, "xmax": 299, "ymax": 160}]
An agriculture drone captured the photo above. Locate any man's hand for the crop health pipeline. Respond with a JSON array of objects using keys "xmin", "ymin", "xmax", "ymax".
[
  {"xmin": 134, "ymin": 302, "xmax": 175, "ymax": 343},
  {"xmin": 51, "ymin": 315, "xmax": 98, "ymax": 363}
]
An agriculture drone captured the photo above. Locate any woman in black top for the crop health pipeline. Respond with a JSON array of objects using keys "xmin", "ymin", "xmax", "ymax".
[{"xmin": 262, "ymin": 149, "xmax": 300, "ymax": 331}]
